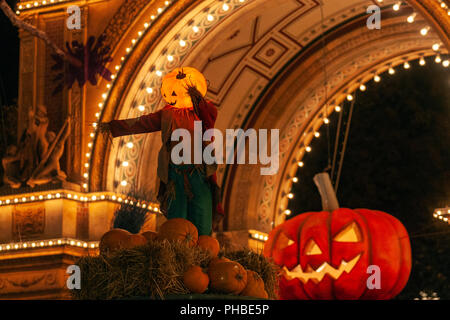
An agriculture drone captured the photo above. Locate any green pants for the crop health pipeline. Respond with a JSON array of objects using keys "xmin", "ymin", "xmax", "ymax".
[{"xmin": 167, "ymin": 164, "xmax": 213, "ymax": 236}]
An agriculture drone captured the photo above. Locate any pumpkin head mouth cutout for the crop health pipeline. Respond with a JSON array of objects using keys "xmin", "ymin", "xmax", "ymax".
[
  {"xmin": 283, "ymin": 253, "xmax": 362, "ymax": 284},
  {"xmin": 161, "ymin": 67, "xmax": 207, "ymax": 109}
]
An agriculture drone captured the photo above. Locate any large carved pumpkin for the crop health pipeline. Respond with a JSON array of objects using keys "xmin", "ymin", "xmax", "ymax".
[
  {"xmin": 264, "ymin": 208, "xmax": 411, "ymax": 300},
  {"xmin": 160, "ymin": 67, "xmax": 207, "ymax": 109}
]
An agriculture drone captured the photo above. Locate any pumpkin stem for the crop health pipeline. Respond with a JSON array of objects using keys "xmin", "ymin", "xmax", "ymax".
[
  {"xmin": 176, "ymin": 69, "xmax": 186, "ymax": 79},
  {"xmin": 313, "ymin": 172, "xmax": 340, "ymax": 211}
]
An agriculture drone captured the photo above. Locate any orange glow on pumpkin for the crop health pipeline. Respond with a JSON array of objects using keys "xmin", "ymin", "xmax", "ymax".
[{"xmin": 160, "ymin": 67, "xmax": 207, "ymax": 108}]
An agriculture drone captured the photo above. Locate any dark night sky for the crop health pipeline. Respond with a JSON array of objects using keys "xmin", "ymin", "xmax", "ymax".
[
  {"xmin": 288, "ymin": 57, "xmax": 450, "ymax": 299},
  {"xmin": 0, "ymin": 0, "xmax": 449, "ymax": 299},
  {"xmin": 0, "ymin": 0, "xmax": 19, "ymax": 106}
]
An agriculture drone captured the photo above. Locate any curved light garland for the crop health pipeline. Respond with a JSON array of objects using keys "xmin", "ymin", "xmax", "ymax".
[
  {"xmin": 280, "ymin": 2, "xmax": 449, "ymax": 222},
  {"xmin": 281, "ymin": 53, "xmax": 449, "ymax": 219},
  {"xmin": 87, "ymin": 0, "xmax": 253, "ymax": 197}
]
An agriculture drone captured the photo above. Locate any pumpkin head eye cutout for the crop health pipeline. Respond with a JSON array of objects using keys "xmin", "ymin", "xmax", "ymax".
[
  {"xmin": 304, "ymin": 239, "xmax": 322, "ymax": 255},
  {"xmin": 334, "ymin": 222, "xmax": 362, "ymax": 242},
  {"xmin": 172, "ymin": 91, "xmax": 177, "ymax": 96}
]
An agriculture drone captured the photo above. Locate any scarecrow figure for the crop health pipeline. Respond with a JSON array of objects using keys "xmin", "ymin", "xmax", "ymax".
[{"xmin": 99, "ymin": 67, "xmax": 223, "ymax": 235}]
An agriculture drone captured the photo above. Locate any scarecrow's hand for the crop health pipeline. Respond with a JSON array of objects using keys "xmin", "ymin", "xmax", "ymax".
[
  {"xmin": 97, "ymin": 122, "xmax": 111, "ymax": 134},
  {"xmin": 186, "ymin": 85, "xmax": 204, "ymax": 103}
]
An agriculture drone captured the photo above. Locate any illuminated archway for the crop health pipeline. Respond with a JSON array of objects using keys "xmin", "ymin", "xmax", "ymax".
[{"xmin": 88, "ymin": 0, "xmax": 449, "ymax": 236}]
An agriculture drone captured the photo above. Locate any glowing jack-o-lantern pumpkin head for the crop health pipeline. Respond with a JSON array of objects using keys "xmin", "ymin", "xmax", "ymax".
[
  {"xmin": 264, "ymin": 208, "xmax": 411, "ymax": 300},
  {"xmin": 160, "ymin": 67, "xmax": 207, "ymax": 109}
]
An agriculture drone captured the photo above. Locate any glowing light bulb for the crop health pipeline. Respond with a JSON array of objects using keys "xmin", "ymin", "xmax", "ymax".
[
  {"xmin": 121, "ymin": 180, "xmax": 127, "ymax": 186},
  {"xmin": 222, "ymin": 3, "xmax": 229, "ymax": 11},
  {"xmin": 314, "ymin": 131, "xmax": 320, "ymax": 138},
  {"xmin": 292, "ymin": 177, "xmax": 299, "ymax": 183},
  {"xmin": 207, "ymin": 15, "xmax": 214, "ymax": 22},
  {"xmin": 138, "ymin": 105, "xmax": 145, "ymax": 112},
  {"xmin": 298, "ymin": 161, "xmax": 304, "ymax": 167},
  {"xmin": 193, "ymin": 26, "xmax": 199, "ymax": 33},
  {"xmin": 374, "ymin": 75, "xmax": 381, "ymax": 82},
  {"xmin": 420, "ymin": 27, "xmax": 430, "ymax": 36},
  {"xmin": 167, "ymin": 55, "xmax": 174, "ymax": 62},
  {"xmin": 443, "ymin": 60, "xmax": 450, "ymax": 68},
  {"xmin": 389, "ymin": 68, "xmax": 395, "ymax": 75},
  {"xmin": 347, "ymin": 94, "xmax": 353, "ymax": 101},
  {"xmin": 287, "ymin": 193, "xmax": 294, "ymax": 199},
  {"xmin": 179, "ymin": 40, "xmax": 186, "ymax": 47},
  {"xmin": 126, "ymin": 142, "xmax": 134, "ymax": 148},
  {"xmin": 360, "ymin": 84, "xmax": 366, "ymax": 91},
  {"xmin": 419, "ymin": 57, "xmax": 426, "ymax": 66},
  {"xmin": 305, "ymin": 146, "xmax": 312, "ymax": 152},
  {"xmin": 122, "ymin": 161, "xmax": 129, "ymax": 167},
  {"xmin": 407, "ymin": 13, "xmax": 416, "ymax": 23},
  {"xmin": 404, "ymin": 62, "xmax": 410, "ymax": 69},
  {"xmin": 146, "ymin": 87, "xmax": 153, "ymax": 94},
  {"xmin": 393, "ymin": 2, "xmax": 401, "ymax": 11},
  {"xmin": 324, "ymin": 118, "xmax": 330, "ymax": 124},
  {"xmin": 432, "ymin": 43, "xmax": 441, "ymax": 51},
  {"xmin": 156, "ymin": 70, "xmax": 162, "ymax": 77},
  {"xmin": 435, "ymin": 55, "xmax": 442, "ymax": 63}
]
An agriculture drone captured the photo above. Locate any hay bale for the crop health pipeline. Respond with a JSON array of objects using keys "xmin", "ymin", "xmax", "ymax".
[
  {"xmin": 72, "ymin": 241, "xmax": 279, "ymax": 300},
  {"xmin": 224, "ymin": 248, "xmax": 280, "ymax": 300},
  {"xmin": 72, "ymin": 240, "xmax": 210, "ymax": 300}
]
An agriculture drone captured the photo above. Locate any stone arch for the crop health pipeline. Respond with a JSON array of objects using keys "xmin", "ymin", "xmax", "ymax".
[{"xmin": 88, "ymin": 0, "xmax": 449, "ymax": 235}]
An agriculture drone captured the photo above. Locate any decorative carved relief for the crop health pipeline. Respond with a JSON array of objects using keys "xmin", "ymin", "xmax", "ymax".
[
  {"xmin": 12, "ymin": 202, "xmax": 45, "ymax": 240},
  {"xmin": 101, "ymin": 0, "xmax": 156, "ymax": 50}
]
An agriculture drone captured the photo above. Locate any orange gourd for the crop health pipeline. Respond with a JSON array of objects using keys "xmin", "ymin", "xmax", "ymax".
[
  {"xmin": 183, "ymin": 266, "xmax": 209, "ymax": 294},
  {"xmin": 141, "ymin": 231, "xmax": 158, "ymax": 243},
  {"xmin": 100, "ymin": 228, "xmax": 147, "ymax": 255},
  {"xmin": 197, "ymin": 235, "xmax": 220, "ymax": 258},
  {"xmin": 240, "ymin": 270, "xmax": 269, "ymax": 299},
  {"xmin": 158, "ymin": 218, "xmax": 199, "ymax": 247},
  {"xmin": 209, "ymin": 261, "xmax": 248, "ymax": 295}
]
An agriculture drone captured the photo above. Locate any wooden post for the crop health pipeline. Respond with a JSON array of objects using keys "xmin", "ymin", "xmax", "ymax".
[{"xmin": 313, "ymin": 172, "xmax": 340, "ymax": 211}]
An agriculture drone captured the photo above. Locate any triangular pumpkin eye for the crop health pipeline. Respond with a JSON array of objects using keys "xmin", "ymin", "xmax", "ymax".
[
  {"xmin": 172, "ymin": 91, "xmax": 177, "ymax": 96},
  {"xmin": 334, "ymin": 222, "xmax": 362, "ymax": 242},
  {"xmin": 305, "ymin": 239, "xmax": 322, "ymax": 255}
]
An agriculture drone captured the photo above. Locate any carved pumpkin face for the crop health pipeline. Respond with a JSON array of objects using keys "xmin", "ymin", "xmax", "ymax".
[
  {"xmin": 160, "ymin": 67, "xmax": 207, "ymax": 109},
  {"xmin": 264, "ymin": 208, "xmax": 411, "ymax": 300}
]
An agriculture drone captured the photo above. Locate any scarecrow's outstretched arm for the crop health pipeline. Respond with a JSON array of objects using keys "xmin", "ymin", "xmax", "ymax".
[{"xmin": 99, "ymin": 110, "xmax": 162, "ymax": 138}]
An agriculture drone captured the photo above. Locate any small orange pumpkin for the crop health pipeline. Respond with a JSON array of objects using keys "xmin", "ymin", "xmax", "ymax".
[
  {"xmin": 158, "ymin": 218, "xmax": 198, "ymax": 247},
  {"xmin": 141, "ymin": 231, "xmax": 158, "ymax": 243},
  {"xmin": 183, "ymin": 266, "xmax": 209, "ymax": 294},
  {"xmin": 100, "ymin": 229, "xmax": 130, "ymax": 255},
  {"xmin": 127, "ymin": 234, "xmax": 148, "ymax": 247},
  {"xmin": 197, "ymin": 235, "xmax": 220, "ymax": 258},
  {"xmin": 100, "ymin": 229, "xmax": 147, "ymax": 255},
  {"xmin": 240, "ymin": 270, "xmax": 269, "ymax": 299},
  {"xmin": 209, "ymin": 261, "xmax": 248, "ymax": 295},
  {"xmin": 209, "ymin": 256, "xmax": 231, "ymax": 269}
]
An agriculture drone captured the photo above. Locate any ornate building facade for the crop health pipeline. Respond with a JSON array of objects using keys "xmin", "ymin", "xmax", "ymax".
[{"xmin": 0, "ymin": 0, "xmax": 449, "ymax": 299}]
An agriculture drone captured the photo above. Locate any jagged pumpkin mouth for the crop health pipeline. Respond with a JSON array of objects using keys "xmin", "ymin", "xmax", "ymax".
[
  {"xmin": 168, "ymin": 100, "xmax": 177, "ymax": 106},
  {"xmin": 282, "ymin": 253, "xmax": 361, "ymax": 284}
]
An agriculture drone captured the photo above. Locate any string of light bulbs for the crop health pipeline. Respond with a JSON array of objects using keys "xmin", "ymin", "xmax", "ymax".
[{"xmin": 280, "ymin": 0, "xmax": 449, "ymax": 219}]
